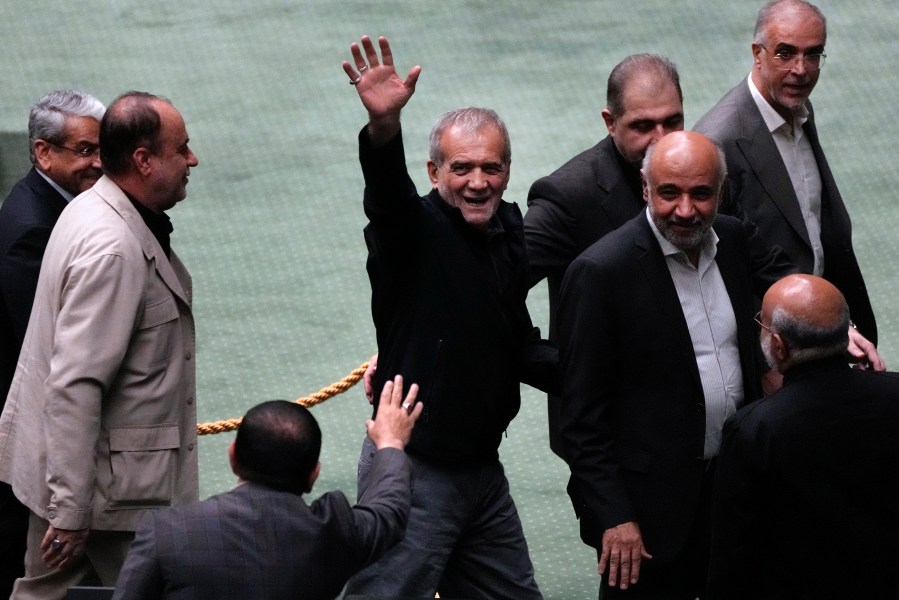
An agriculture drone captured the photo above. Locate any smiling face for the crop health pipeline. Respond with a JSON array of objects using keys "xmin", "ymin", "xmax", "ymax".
[
  {"xmin": 427, "ymin": 124, "xmax": 510, "ymax": 229},
  {"xmin": 643, "ymin": 132, "xmax": 723, "ymax": 260},
  {"xmin": 145, "ymin": 101, "xmax": 199, "ymax": 212},
  {"xmin": 751, "ymin": 3, "xmax": 826, "ymax": 121},
  {"xmin": 33, "ymin": 115, "xmax": 102, "ymax": 196}
]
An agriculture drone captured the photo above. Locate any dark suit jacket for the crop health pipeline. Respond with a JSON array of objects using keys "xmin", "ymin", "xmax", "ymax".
[
  {"xmin": 113, "ymin": 448, "xmax": 412, "ymax": 600},
  {"xmin": 525, "ymin": 135, "xmax": 791, "ymax": 455},
  {"xmin": 694, "ymin": 78, "xmax": 877, "ymax": 343},
  {"xmin": 558, "ymin": 212, "xmax": 760, "ymax": 563},
  {"xmin": 0, "ymin": 167, "xmax": 68, "ymax": 403},
  {"xmin": 708, "ymin": 358, "xmax": 899, "ymax": 599}
]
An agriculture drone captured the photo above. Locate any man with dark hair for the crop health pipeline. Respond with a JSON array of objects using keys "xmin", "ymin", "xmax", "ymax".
[
  {"xmin": 114, "ymin": 376, "xmax": 423, "ymax": 600},
  {"xmin": 0, "ymin": 89, "xmax": 105, "ymax": 599},
  {"xmin": 559, "ymin": 132, "xmax": 760, "ymax": 598},
  {"xmin": 709, "ymin": 274, "xmax": 899, "ymax": 599},
  {"xmin": 0, "ymin": 91, "xmax": 199, "ymax": 598},
  {"xmin": 524, "ymin": 54, "xmax": 686, "ymax": 455},
  {"xmin": 694, "ymin": 0, "xmax": 878, "ymax": 346},
  {"xmin": 340, "ymin": 36, "xmax": 558, "ymax": 599}
]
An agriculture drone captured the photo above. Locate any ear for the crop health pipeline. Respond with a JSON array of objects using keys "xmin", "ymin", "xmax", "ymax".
[
  {"xmin": 426, "ymin": 160, "xmax": 439, "ymax": 187},
  {"xmin": 133, "ymin": 147, "xmax": 153, "ymax": 176},
  {"xmin": 305, "ymin": 461, "xmax": 321, "ymax": 494},
  {"xmin": 227, "ymin": 440, "xmax": 238, "ymax": 476},
  {"xmin": 641, "ymin": 170, "xmax": 650, "ymax": 203},
  {"xmin": 33, "ymin": 140, "xmax": 54, "ymax": 172},
  {"xmin": 601, "ymin": 109, "xmax": 615, "ymax": 135},
  {"xmin": 771, "ymin": 332, "xmax": 789, "ymax": 362},
  {"xmin": 751, "ymin": 43, "xmax": 764, "ymax": 68}
]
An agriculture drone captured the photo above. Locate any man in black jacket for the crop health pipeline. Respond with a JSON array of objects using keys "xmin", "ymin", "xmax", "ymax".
[{"xmin": 340, "ymin": 36, "xmax": 558, "ymax": 600}]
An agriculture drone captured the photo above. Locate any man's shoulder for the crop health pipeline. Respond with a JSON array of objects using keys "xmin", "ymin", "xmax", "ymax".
[
  {"xmin": 575, "ymin": 212, "xmax": 645, "ymax": 266},
  {"xmin": 0, "ymin": 170, "xmax": 65, "ymax": 229},
  {"xmin": 527, "ymin": 138, "xmax": 614, "ymax": 205},
  {"xmin": 693, "ymin": 79, "xmax": 752, "ymax": 142}
]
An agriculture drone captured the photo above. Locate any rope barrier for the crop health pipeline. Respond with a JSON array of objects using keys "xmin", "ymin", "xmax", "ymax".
[{"xmin": 196, "ymin": 361, "xmax": 369, "ymax": 436}]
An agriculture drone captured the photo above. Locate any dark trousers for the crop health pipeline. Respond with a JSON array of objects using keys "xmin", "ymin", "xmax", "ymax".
[
  {"xmin": 0, "ymin": 481, "xmax": 28, "ymax": 599},
  {"xmin": 345, "ymin": 437, "xmax": 543, "ymax": 600}
]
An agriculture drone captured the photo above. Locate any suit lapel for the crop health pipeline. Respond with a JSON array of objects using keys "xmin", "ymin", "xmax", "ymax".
[
  {"xmin": 733, "ymin": 84, "xmax": 812, "ymax": 249},
  {"xmin": 92, "ymin": 176, "xmax": 191, "ymax": 307},
  {"xmin": 632, "ymin": 217, "xmax": 703, "ymax": 390}
]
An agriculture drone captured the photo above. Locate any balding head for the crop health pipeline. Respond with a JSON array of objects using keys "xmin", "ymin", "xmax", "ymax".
[{"xmin": 759, "ymin": 274, "xmax": 849, "ymax": 372}]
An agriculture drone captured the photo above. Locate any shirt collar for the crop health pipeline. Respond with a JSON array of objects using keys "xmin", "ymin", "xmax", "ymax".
[
  {"xmin": 747, "ymin": 74, "xmax": 809, "ymax": 135},
  {"xmin": 645, "ymin": 207, "xmax": 719, "ymax": 259},
  {"xmin": 35, "ymin": 168, "xmax": 75, "ymax": 203}
]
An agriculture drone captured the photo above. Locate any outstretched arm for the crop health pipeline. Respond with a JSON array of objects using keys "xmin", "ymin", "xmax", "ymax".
[{"xmin": 342, "ymin": 35, "xmax": 421, "ymax": 146}]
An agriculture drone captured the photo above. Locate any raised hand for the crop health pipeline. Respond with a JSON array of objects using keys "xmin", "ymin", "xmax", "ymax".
[{"xmin": 342, "ymin": 36, "xmax": 421, "ymax": 143}]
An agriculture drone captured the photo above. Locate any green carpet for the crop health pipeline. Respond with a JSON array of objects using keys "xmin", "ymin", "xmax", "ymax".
[{"xmin": 2, "ymin": 1, "xmax": 897, "ymax": 597}]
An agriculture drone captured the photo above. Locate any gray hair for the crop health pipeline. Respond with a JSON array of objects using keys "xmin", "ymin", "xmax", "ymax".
[
  {"xmin": 607, "ymin": 54, "xmax": 682, "ymax": 119},
  {"xmin": 28, "ymin": 89, "xmax": 106, "ymax": 164},
  {"xmin": 753, "ymin": 0, "xmax": 827, "ymax": 46},
  {"xmin": 770, "ymin": 300, "xmax": 849, "ymax": 364},
  {"xmin": 641, "ymin": 139, "xmax": 728, "ymax": 194},
  {"xmin": 428, "ymin": 107, "xmax": 511, "ymax": 167}
]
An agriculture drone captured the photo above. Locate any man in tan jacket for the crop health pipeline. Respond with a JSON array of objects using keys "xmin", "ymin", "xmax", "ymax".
[{"xmin": 0, "ymin": 91, "xmax": 200, "ymax": 599}]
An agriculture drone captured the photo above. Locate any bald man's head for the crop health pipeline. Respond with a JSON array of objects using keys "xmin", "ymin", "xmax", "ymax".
[{"xmin": 759, "ymin": 274, "xmax": 849, "ymax": 372}]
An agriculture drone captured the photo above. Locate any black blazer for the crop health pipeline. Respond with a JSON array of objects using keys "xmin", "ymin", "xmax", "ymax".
[
  {"xmin": 558, "ymin": 212, "xmax": 760, "ymax": 563},
  {"xmin": 0, "ymin": 167, "xmax": 69, "ymax": 402},
  {"xmin": 708, "ymin": 358, "xmax": 899, "ymax": 599},
  {"xmin": 694, "ymin": 78, "xmax": 877, "ymax": 343}
]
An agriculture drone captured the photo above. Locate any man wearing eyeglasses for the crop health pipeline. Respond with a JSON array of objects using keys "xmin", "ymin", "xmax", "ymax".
[
  {"xmin": 694, "ymin": 0, "xmax": 878, "ymax": 349},
  {"xmin": 0, "ymin": 89, "xmax": 105, "ymax": 599}
]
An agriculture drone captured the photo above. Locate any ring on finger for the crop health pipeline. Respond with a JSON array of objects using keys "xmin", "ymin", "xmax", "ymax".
[
  {"xmin": 402, "ymin": 401, "xmax": 411, "ymax": 411},
  {"xmin": 358, "ymin": 64, "xmax": 369, "ymax": 73},
  {"xmin": 349, "ymin": 76, "xmax": 362, "ymax": 86}
]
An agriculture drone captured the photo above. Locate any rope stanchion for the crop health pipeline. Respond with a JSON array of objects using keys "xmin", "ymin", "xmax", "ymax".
[{"xmin": 196, "ymin": 361, "xmax": 369, "ymax": 436}]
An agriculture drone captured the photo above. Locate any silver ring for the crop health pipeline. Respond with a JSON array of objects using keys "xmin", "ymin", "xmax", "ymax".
[
  {"xmin": 358, "ymin": 65, "xmax": 369, "ymax": 73},
  {"xmin": 349, "ymin": 76, "xmax": 362, "ymax": 86},
  {"xmin": 402, "ymin": 401, "xmax": 411, "ymax": 411},
  {"xmin": 51, "ymin": 538, "xmax": 62, "ymax": 551}
]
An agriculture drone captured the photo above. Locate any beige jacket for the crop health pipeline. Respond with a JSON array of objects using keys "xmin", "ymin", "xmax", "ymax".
[{"xmin": 0, "ymin": 175, "xmax": 198, "ymax": 531}]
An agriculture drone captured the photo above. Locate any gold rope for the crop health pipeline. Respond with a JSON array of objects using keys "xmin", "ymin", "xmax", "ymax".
[{"xmin": 195, "ymin": 361, "xmax": 369, "ymax": 436}]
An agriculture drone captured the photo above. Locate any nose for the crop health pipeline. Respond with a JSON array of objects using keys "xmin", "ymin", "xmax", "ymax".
[
  {"xmin": 187, "ymin": 147, "xmax": 199, "ymax": 167},
  {"xmin": 790, "ymin": 56, "xmax": 808, "ymax": 76},
  {"xmin": 651, "ymin": 124, "xmax": 667, "ymax": 143},
  {"xmin": 467, "ymin": 169, "xmax": 487, "ymax": 189},
  {"xmin": 674, "ymin": 196, "xmax": 696, "ymax": 219},
  {"xmin": 90, "ymin": 152, "xmax": 102, "ymax": 170}
]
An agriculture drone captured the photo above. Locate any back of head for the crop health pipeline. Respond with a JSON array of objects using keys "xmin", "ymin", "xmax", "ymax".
[
  {"xmin": 606, "ymin": 54, "xmax": 682, "ymax": 119},
  {"xmin": 28, "ymin": 89, "xmax": 106, "ymax": 164},
  {"xmin": 233, "ymin": 400, "xmax": 322, "ymax": 494},
  {"xmin": 100, "ymin": 91, "xmax": 169, "ymax": 177},
  {"xmin": 765, "ymin": 274, "xmax": 849, "ymax": 367},
  {"xmin": 428, "ymin": 107, "xmax": 511, "ymax": 166}
]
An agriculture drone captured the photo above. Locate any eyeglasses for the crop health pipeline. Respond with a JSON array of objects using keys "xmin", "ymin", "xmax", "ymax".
[
  {"xmin": 759, "ymin": 45, "xmax": 826, "ymax": 71},
  {"xmin": 754, "ymin": 311, "xmax": 775, "ymax": 334},
  {"xmin": 47, "ymin": 140, "xmax": 100, "ymax": 159}
]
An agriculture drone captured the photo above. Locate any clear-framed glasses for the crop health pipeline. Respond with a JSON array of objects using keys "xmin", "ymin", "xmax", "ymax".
[
  {"xmin": 47, "ymin": 140, "xmax": 100, "ymax": 159},
  {"xmin": 754, "ymin": 311, "xmax": 775, "ymax": 334},
  {"xmin": 759, "ymin": 44, "xmax": 826, "ymax": 71}
]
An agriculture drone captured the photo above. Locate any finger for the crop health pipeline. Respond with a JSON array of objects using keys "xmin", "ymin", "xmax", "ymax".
[
  {"xmin": 341, "ymin": 61, "xmax": 360, "ymax": 82},
  {"xmin": 378, "ymin": 36, "xmax": 392, "ymax": 67},
  {"xmin": 607, "ymin": 551, "xmax": 619, "ymax": 587},
  {"xmin": 619, "ymin": 555, "xmax": 631, "ymax": 589},
  {"xmin": 404, "ymin": 66, "xmax": 422, "ymax": 93},
  {"xmin": 598, "ymin": 546, "xmax": 609, "ymax": 575},
  {"xmin": 390, "ymin": 374, "xmax": 405, "ymax": 407},
  {"xmin": 403, "ymin": 382, "xmax": 419, "ymax": 406},
  {"xmin": 360, "ymin": 36, "xmax": 379, "ymax": 67},
  {"xmin": 379, "ymin": 379, "xmax": 395, "ymax": 406},
  {"xmin": 350, "ymin": 41, "xmax": 366, "ymax": 69}
]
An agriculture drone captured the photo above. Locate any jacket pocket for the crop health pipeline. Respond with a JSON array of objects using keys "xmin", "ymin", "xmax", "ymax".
[
  {"xmin": 107, "ymin": 425, "xmax": 180, "ymax": 508},
  {"xmin": 133, "ymin": 296, "xmax": 180, "ymax": 370}
]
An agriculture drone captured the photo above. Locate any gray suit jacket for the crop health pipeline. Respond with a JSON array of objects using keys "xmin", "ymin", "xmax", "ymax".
[
  {"xmin": 694, "ymin": 78, "xmax": 876, "ymax": 343},
  {"xmin": 113, "ymin": 448, "xmax": 413, "ymax": 600}
]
